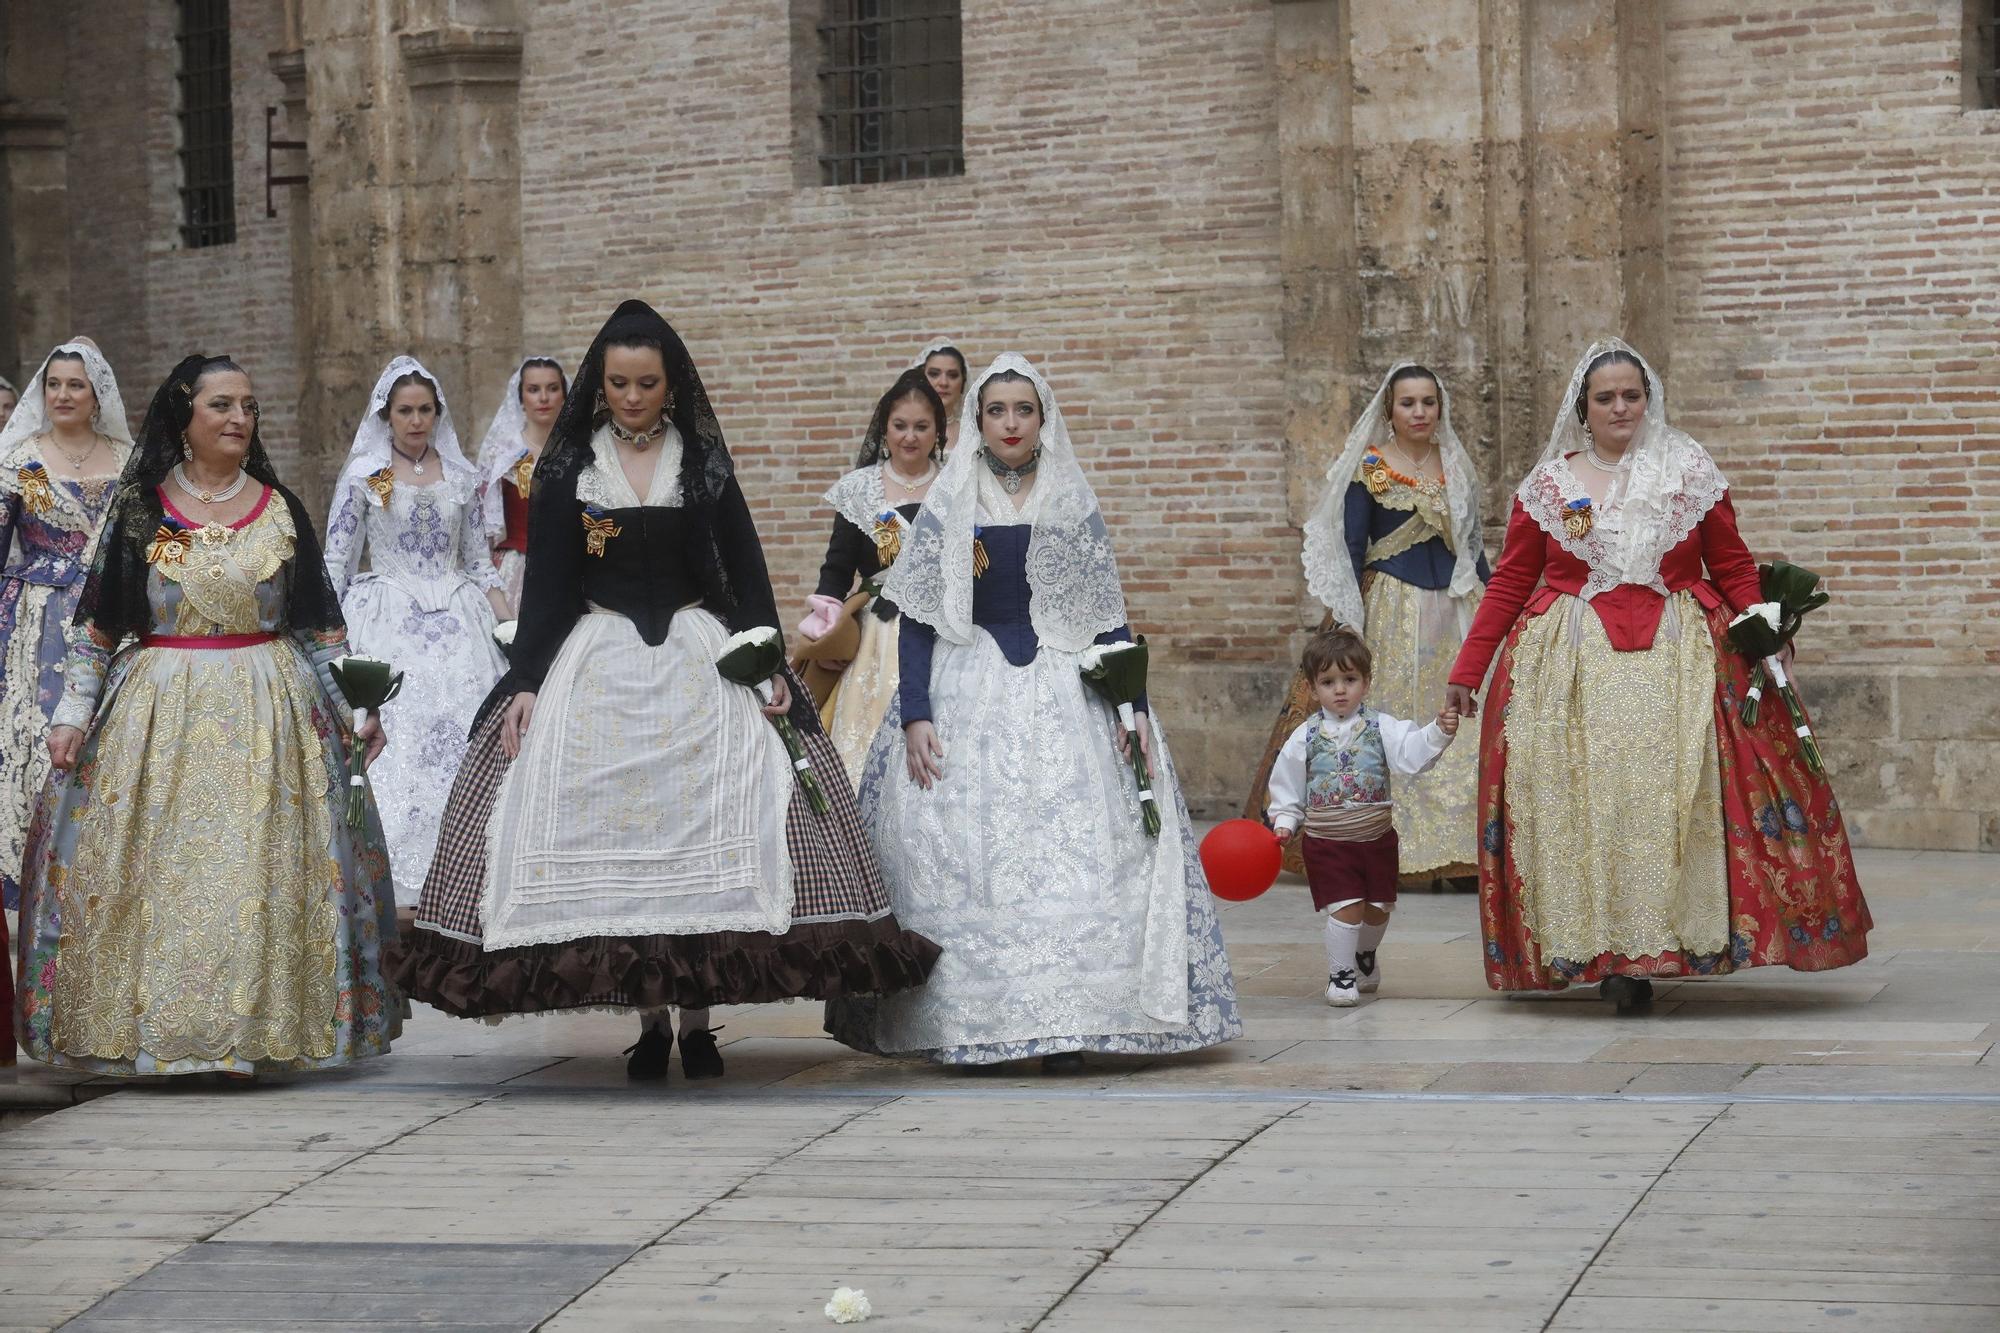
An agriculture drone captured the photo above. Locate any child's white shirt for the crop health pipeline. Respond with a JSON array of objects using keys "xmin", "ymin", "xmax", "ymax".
[{"xmin": 1267, "ymin": 707, "xmax": 1452, "ymax": 836}]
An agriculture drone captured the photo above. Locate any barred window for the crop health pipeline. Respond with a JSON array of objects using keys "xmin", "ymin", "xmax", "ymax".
[
  {"xmin": 1969, "ymin": 1, "xmax": 2000, "ymax": 110},
  {"xmin": 818, "ymin": 0, "xmax": 963, "ymax": 186},
  {"xmin": 176, "ymin": 0, "xmax": 237, "ymax": 248}
]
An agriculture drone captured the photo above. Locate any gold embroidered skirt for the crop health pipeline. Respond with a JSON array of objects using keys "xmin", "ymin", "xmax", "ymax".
[
  {"xmin": 1362, "ymin": 574, "xmax": 1480, "ymax": 878},
  {"xmin": 1500, "ymin": 592, "xmax": 1729, "ymax": 967},
  {"xmin": 824, "ymin": 606, "xmax": 901, "ymax": 782},
  {"xmin": 15, "ymin": 639, "xmax": 401, "ymax": 1075}
]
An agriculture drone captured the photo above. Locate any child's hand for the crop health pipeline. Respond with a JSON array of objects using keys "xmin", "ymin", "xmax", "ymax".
[
  {"xmin": 1274, "ymin": 824, "xmax": 1300, "ymax": 849},
  {"xmin": 1437, "ymin": 707, "xmax": 1460, "ymax": 737}
]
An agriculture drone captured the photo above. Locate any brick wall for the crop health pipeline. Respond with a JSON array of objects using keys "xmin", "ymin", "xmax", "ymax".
[
  {"xmin": 1664, "ymin": 2, "xmax": 2000, "ymax": 848},
  {"xmin": 64, "ymin": 0, "xmax": 301, "ymax": 474},
  {"xmin": 516, "ymin": 0, "xmax": 1293, "ymax": 808}
]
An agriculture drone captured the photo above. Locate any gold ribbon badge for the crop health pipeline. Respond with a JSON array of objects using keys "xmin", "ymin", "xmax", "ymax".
[
  {"xmin": 511, "ymin": 452, "xmax": 535, "ymax": 497},
  {"xmin": 365, "ymin": 467, "xmax": 395, "ymax": 506},
  {"xmin": 1359, "ymin": 452, "xmax": 1392, "ymax": 498},
  {"xmin": 581, "ymin": 510, "xmax": 621, "ymax": 557},
  {"xmin": 871, "ymin": 516, "xmax": 903, "ymax": 567},
  {"xmin": 147, "ymin": 523, "xmax": 194, "ymax": 566},
  {"xmin": 16, "ymin": 463, "xmax": 55, "ymax": 517}
]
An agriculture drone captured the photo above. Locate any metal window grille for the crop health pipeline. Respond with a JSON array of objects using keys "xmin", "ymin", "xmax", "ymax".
[
  {"xmin": 176, "ymin": 0, "xmax": 237, "ymax": 248},
  {"xmin": 1977, "ymin": 2, "xmax": 2000, "ymax": 110},
  {"xmin": 818, "ymin": 0, "xmax": 963, "ymax": 186}
]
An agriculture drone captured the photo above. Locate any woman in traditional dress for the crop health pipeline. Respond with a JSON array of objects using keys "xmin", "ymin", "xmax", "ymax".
[
  {"xmin": 911, "ymin": 340, "xmax": 967, "ymax": 452},
  {"xmin": 1245, "ymin": 362, "xmax": 1488, "ymax": 887},
  {"xmin": 395, "ymin": 300, "xmax": 938, "ymax": 1083},
  {"xmin": 1446, "ymin": 339, "xmax": 1872, "ymax": 1012},
  {"xmin": 1, "ymin": 341, "xmax": 132, "ymax": 914},
  {"xmin": 16, "ymin": 354, "xmax": 400, "ymax": 1077},
  {"xmin": 325, "ymin": 357, "xmax": 508, "ymax": 909},
  {"xmin": 798, "ymin": 367, "xmax": 945, "ymax": 777},
  {"xmin": 0, "ymin": 375, "xmax": 18, "ymax": 431},
  {"xmin": 476, "ymin": 356, "xmax": 568, "ymax": 616},
  {"xmin": 827, "ymin": 354, "xmax": 1242, "ymax": 1071}
]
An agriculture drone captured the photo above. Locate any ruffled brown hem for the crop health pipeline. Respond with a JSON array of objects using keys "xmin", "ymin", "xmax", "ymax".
[{"xmin": 393, "ymin": 916, "xmax": 942, "ymax": 1018}]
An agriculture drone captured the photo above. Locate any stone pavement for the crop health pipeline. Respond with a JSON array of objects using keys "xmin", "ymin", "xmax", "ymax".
[{"xmin": 2, "ymin": 846, "xmax": 1995, "ymax": 1332}]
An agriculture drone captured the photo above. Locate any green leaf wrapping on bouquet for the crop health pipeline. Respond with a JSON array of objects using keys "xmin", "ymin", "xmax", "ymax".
[
  {"xmin": 1079, "ymin": 637, "xmax": 1162, "ymax": 838},
  {"xmin": 1761, "ymin": 560, "xmax": 1830, "ymax": 638},
  {"xmin": 715, "ymin": 626, "xmax": 786, "ymax": 687},
  {"xmin": 1727, "ymin": 615, "xmax": 1786, "ymax": 661},
  {"xmin": 326, "ymin": 655, "xmax": 403, "ymax": 829}
]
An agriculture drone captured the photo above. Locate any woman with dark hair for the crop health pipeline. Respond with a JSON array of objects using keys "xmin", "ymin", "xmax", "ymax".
[
  {"xmin": 911, "ymin": 340, "xmax": 968, "ymax": 452},
  {"xmin": 797, "ymin": 367, "xmax": 946, "ymax": 777},
  {"xmin": 16, "ymin": 354, "xmax": 401, "ymax": 1077},
  {"xmin": 1446, "ymin": 338, "xmax": 1871, "ymax": 1011},
  {"xmin": 1246, "ymin": 362, "xmax": 1489, "ymax": 901},
  {"xmin": 827, "ymin": 354, "xmax": 1241, "ymax": 1071},
  {"xmin": 396, "ymin": 300, "xmax": 938, "ymax": 1083},
  {"xmin": 476, "ymin": 356, "xmax": 568, "ymax": 615},
  {"xmin": 0, "ymin": 375, "xmax": 18, "ymax": 432},
  {"xmin": 325, "ymin": 357, "xmax": 507, "ymax": 909},
  {"xmin": 0, "ymin": 341, "xmax": 132, "ymax": 918}
]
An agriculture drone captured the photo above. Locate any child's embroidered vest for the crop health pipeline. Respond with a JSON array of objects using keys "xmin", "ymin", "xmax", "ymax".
[{"xmin": 1305, "ymin": 707, "xmax": 1391, "ymax": 809}]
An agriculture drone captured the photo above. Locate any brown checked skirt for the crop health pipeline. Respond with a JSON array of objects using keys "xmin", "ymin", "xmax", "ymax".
[{"xmin": 395, "ymin": 665, "xmax": 940, "ymax": 1019}]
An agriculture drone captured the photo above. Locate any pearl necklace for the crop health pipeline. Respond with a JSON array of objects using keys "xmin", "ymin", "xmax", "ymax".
[
  {"xmin": 882, "ymin": 460, "xmax": 937, "ymax": 496},
  {"xmin": 172, "ymin": 462, "xmax": 248, "ymax": 505},
  {"xmin": 609, "ymin": 418, "xmax": 668, "ymax": 451}
]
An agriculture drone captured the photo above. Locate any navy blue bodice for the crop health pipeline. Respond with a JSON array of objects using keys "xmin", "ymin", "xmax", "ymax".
[
  {"xmin": 1344, "ymin": 482, "xmax": 1491, "ymax": 590},
  {"xmin": 898, "ymin": 524, "xmax": 1140, "ymax": 724}
]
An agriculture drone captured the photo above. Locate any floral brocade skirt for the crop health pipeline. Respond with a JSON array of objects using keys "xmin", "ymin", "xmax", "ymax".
[
  {"xmin": 1476, "ymin": 591, "xmax": 1871, "ymax": 991},
  {"xmin": 1244, "ymin": 575, "xmax": 1482, "ymax": 880},
  {"xmin": 1, "ymin": 574, "xmax": 80, "ymax": 910},
  {"xmin": 15, "ymin": 639, "xmax": 402, "ymax": 1075}
]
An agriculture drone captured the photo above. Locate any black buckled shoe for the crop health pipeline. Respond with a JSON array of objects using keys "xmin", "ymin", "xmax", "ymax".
[
  {"xmin": 1600, "ymin": 976, "xmax": 1654, "ymax": 1015},
  {"xmin": 623, "ymin": 1023, "xmax": 673, "ymax": 1081},
  {"xmin": 679, "ymin": 1025, "xmax": 725, "ymax": 1081}
]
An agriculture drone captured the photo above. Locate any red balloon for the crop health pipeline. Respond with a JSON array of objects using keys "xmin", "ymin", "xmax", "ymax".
[{"xmin": 1200, "ymin": 819, "xmax": 1282, "ymax": 901}]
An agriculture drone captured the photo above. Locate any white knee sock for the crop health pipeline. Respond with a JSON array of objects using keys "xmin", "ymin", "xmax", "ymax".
[
  {"xmin": 1323, "ymin": 915, "xmax": 1361, "ymax": 980},
  {"xmin": 639, "ymin": 1006, "xmax": 672, "ymax": 1035},
  {"xmin": 1358, "ymin": 915, "xmax": 1390, "ymax": 955},
  {"xmin": 678, "ymin": 1007, "xmax": 710, "ymax": 1037}
]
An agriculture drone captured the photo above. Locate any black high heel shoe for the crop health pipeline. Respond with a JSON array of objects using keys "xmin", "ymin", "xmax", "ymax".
[{"xmin": 623, "ymin": 1023, "xmax": 673, "ymax": 1081}]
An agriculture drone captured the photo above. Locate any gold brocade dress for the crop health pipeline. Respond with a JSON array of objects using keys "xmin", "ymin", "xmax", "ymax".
[{"xmin": 14, "ymin": 490, "xmax": 401, "ymax": 1076}]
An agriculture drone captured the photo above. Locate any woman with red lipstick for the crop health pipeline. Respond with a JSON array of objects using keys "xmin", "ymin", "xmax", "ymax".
[
  {"xmin": 0, "ymin": 340, "xmax": 132, "ymax": 920},
  {"xmin": 17, "ymin": 354, "xmax": 401, "ymax": 1077},
  {"xmin": 1247, "ymin": 362, "xmax": 1490, "ymax": 893},
  {"xmin": 475, "ymin": 356, "xmax": 568, "ymax": 616},
  {"xmin": 1444, "ymin": 339, "xmax": 1870, "ymax": 1011},
  {"xmin": 325, "ymin": 357, "xmax": 508, "ymax": 911}
]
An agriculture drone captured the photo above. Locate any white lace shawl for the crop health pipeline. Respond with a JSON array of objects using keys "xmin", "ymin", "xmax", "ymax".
[
  {"xmin": 474, "ymin": 356, "xmax": 564, "ymax": 543},
  {"xmin": 1300, "ymin": 361, "xmax": 1483, "ymax": 628},
  {"xmin": 881, "ymin": 353, "xmax": 1127, "ymax": 653},
  {"xmin": 823, "ymin": 464, "xmax": 890, "ymax": 533},
  {"xmin": 0, "ymin": 341, "xmax": 135, "ymax": 463},
  {"xmin": 331, "ymin": 355, "xmax": 479, "ymax": 512},
  {"xmin": 1519, "ymin": 338, "xmax": 1728, "ymax": 600}
]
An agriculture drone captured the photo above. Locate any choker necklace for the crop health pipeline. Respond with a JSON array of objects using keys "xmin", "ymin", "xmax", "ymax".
[
  {"xmin": 609, "ymin": 418, "xmax": 668, "ymax": 451},
  {"xmin": 982, "ymin": 446, "xmax": 1040, "ymax": 496},
  {"xmin": 392, "ymin": 442, "xmax": 434, "ymax": 476},
  {"xmin": 1586, "ymin": 444, "xmax": 1627, "ymax": 470},
  {"xmin": 172, "ymin": 462, "xmax": 249, "ymax": 506},
  {"xmin": 883, "ymin": 460, "xmax": 937, "ymax": 494}
]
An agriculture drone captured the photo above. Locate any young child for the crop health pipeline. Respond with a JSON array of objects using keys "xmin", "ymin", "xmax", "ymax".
[{"xmin": 1266, "ymin": 628, "xmax": 1460, "ymax": 1006}]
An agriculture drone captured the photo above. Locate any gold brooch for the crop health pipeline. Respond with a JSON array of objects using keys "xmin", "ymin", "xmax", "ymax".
[
  {"xmin": 1562, "ymin": 498, "xmax": 1594, "ymax": 539},
  {"xmin": 364, "ymin": 466, "xmax": 395, "ymax": 506},
  {"xmin": 16, "ymin": 462, "xmax": 55, "ymax": 517},
  {"xmin": 971, "ymin": 528, "xmax": 990, "ymax": 579},
  {"xmin": 1359, "ymin": 452, "xmax": 1392, "ymax": 498},
  {"xmin": 871, "ymin": 512, "xmax": 903, "ymax": 566},
  {"xmin": 510, "ymin": 451, "xmax": 534, "ymax": 497},
  {"xmin": 581, "ymin": 507, "xmax": 621, "ymax": 557},
  {"xmin": 146, "ymin": 522, "xmax": 193, "ymax": 566}
]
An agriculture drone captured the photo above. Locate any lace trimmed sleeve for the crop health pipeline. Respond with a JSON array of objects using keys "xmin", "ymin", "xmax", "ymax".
[{"xmin": 323, "ymin": 479, "xmax": 367, "ymax": 601}]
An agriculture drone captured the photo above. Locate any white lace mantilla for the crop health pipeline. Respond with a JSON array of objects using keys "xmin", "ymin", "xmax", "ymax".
[
  {"xmin": 823, "ymin": 464, "xmax": 889, "ymax": 532},
  {"xmin": 1518, "ymin": 440, "xmax": 1727, "ymax": 601}
]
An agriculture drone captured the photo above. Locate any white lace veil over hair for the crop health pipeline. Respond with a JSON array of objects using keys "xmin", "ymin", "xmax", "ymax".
[
  {"xmin": 0, "ymin": 341, "xmax": 135, "ymax": 463},
  {"xmin": 1522, "ymin": 337, "xmax": 1727, "ymax": 600},
  {"xmin": 475, "ymin": 355, "xmax": 564, "ymax": 539},
  {"xmin": 333, "ymin": 355, "xmax": 476, "ymax": 507},
  {"xmin": 908, "ymin": 338, "xmax": 964, "ymax": 372},
  {"xmin": 1300, "ymin": 361, "xmax": 1483, "ymax": 629},
  {"xmin": 882, "ymin": 353, "xmax": 1129, "ymax": 653}
]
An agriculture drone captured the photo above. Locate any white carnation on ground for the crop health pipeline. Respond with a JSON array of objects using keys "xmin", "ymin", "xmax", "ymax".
[{"xmin": 824, "ymin": 1286, "xmax": 871, "ymax": 1323}]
